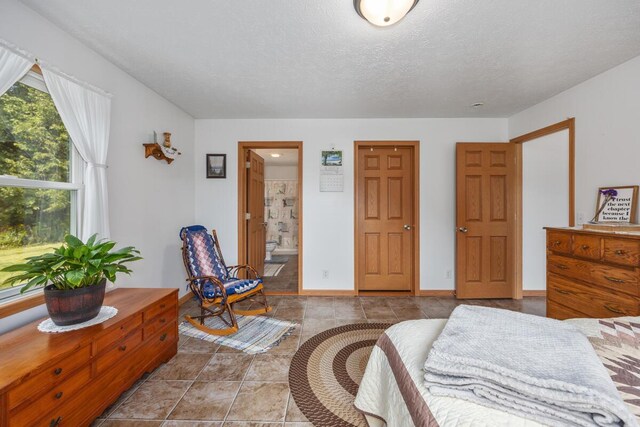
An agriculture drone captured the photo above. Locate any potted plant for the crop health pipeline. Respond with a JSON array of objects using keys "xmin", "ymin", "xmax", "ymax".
[{"xmin": 2, "ymin": 234, "xmax": 142, "ymax": 326}]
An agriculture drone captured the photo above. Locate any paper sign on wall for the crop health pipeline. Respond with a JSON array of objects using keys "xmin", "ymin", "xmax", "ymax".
[{"xmin": 320, "ymin": 150, "xmax": 344, "ymax": 192}]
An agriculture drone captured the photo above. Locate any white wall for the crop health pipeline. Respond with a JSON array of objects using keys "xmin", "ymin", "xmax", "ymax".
[
  {"xmin": 194, "ymin": 118, "xmax": 508, "ymax": 292},
  {"xmin": 509, "ymin": 55, "xmax": 640, "ymax": 225},
  {"xmin": 1, "ymin": 0, "xmax": 195, "ymax": 333},
  {"xmin": 522, "ymin": 131, "xmax": 569, "ymax": 291},
  {"xmin": 265, "ymin": 165, "xmax": 298, "ymax": 180}
]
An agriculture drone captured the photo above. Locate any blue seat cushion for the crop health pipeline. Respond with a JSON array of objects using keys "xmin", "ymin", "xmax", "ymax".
[{"xmin": 202, "ymin": 278, "xmax": 262, "ymax": 299}]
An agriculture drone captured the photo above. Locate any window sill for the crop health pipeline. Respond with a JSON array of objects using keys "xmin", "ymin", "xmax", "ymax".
[{"xmin": 0, "ymin": 291, "xmax": 45, "ymax": 319}]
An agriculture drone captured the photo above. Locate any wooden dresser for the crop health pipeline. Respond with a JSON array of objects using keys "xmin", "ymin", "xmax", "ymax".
[
  {"xmin": 0, "ymin": 288, "xmax": 178, "ymax": 427},
  {"xmin": 545, "ymin": 227, "xmax": 640, "ymax": 319}
]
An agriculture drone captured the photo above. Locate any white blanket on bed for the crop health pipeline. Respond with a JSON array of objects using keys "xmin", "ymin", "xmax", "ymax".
[
  {"xmin": 354, "ymin": 319, "xmax": 547, "ymax": 427},
  {"xmin": 423, "ymin": 306, "xmax": 635, "ymax": 427}
]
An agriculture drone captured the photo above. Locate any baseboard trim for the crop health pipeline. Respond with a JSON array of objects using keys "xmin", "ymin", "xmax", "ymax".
[
  {"xmin": 418, "ymin": 290, "xmax": 456, "ymax": 297},
  {"xmin": 299, "ymin": 290, "xmax": 357, "ymax": 297},
  {"xmin": 522, "ymin": 290, "xmax": 546, "ymax": 297}
]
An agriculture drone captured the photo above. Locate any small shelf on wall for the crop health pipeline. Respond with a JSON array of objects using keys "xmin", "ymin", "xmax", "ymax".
[{"xmin": 143, "ymin": 143, "xmax": 180, "ymax": 164}]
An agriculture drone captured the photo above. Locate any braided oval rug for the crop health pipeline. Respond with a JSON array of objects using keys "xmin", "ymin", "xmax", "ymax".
[{"xmin": 289, "ymin": 323, "xmax": 392, "ymax": 427}]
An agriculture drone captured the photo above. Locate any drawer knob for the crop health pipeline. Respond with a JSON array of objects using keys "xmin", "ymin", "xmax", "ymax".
[
  {"xmin": 551, "ymin": 241, "xmax": 561, "ymax": 246},
  {"xmin": 119, "ymin": 345, "xmax": 127, "ymax": 352},
  {"xmin": 55, "ymin": 391, "xmax": 63, "ymax": 399},
  {"xmin": 604, "ymin": 276, "xmax": 625, "ymax": 284},
  {"xmin": 554, "ymin": 264, "xmax": 569, "ymax": 270},
  {"xmin": 160, "ymin": 318, "xmax": 166, "ymax": 324},
  {"xmin": 50, "ymin": 417, "xmax": 62, "ymax": 427},
  {"xmin": 54, "ymin": 367, "xmax": 62, "ymax": 375},
  {"xmin": 556, "ymin": 289, "xmax": 571, "ymax": 295},
  {"xmin": 160, "ymin": 333, "xmax": 168, "ymax": 342},
  {"xmin": 160, "ymin": 304, "xmax": 166, "ymax": 309},
  {"xmin": 581, "ymin": 245, "xmax": 590, "ymax": 250},
  {"xmin": 604, "ymin": 304, "xmax": 625, "ymax": 315},
  {"xmin": 615, "ymin": 249, "xmax": 626, "ymax": 255}
]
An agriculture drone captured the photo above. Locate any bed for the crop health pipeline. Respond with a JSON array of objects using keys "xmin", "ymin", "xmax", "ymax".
[{"xmin": 354, "ymin": 317, "xmax": 640, "ymax": 427}]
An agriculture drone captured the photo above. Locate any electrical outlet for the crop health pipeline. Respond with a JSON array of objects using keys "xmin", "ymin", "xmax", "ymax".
[
  {"xmin": 445, "ymin": 270, "xmax": 452, "ymax": 279},
  {"xmin": 577, "ymin": 212, "xmax": 585, "ymax": 225},
  {"xmin": 322, "ymin": 270, "xmax": 329, "ymax": 279}
]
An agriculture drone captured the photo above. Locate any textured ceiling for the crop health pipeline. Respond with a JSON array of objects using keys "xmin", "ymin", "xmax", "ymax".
[{"xmin": 19, "ymin": 0, "xmax": 640, "ymax": 119}]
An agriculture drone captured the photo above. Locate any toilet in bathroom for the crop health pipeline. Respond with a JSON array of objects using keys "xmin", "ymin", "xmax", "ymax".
[{"xmin": 265, "ymin": 240, "xmax": 278, "ymax": 261}]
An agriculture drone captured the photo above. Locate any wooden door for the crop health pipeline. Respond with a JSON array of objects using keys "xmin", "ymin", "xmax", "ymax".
[
  {"xmin": 247, "ymin": 150, "xmax": 266, "ymax": 276},
  {"xmin": 456, "ymin": 143, "xmax": 516, "ymax": 299},
  {"xmin": 357, "ymin": 147, "xmax": 414, "ymax": 291}
]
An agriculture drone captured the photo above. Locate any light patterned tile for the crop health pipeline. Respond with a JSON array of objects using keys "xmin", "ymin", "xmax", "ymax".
[
  {"xmin": 245, "ymin": 353, "xmax": 293, "ymax": 382},
  {"xmin": 197, "ymin": 353, "xmax": 254, "ymax": 382},
  {"xmin": 110, "ymin": 380, "xmax": 191, "ymax": 420},
  {"xmin": 150, "ymin": 353, "xmax": 212, "ymax": 380},
  {"xmin": 168, "ymin": 382, "xmax": 241, "ymax": 421},
  {"xmin": 226, "ymin": 382, "xmax": 289, "ymax": 422}
]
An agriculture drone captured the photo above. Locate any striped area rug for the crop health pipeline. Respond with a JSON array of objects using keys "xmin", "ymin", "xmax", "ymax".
[
  {"xmin": 263, "ymin": 263, "xmax": 285, "ymax": 277},
  {"xmin": 179, "ymin": 314, "xmax": 298, "ymax": 354},
  {"xmin": 289, "ymin": 323, "xmax": 392, "ymax": 426}
]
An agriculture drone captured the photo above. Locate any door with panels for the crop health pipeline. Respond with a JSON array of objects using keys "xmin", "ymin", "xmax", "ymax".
[
  {"xmin": 455, "ymin": 143, "xmax": 516, "ymax": 299},
  {"xmin": 247, "ymin": 150, "xmax": 266, "ymax": 277},
  {"xmin": 357, "ymin": 146, "xmax": 414, "ymax": 292}
]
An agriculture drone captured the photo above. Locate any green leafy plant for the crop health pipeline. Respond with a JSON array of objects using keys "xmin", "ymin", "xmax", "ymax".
[{"xmin": 1, "ymin": 234, "xmax": 142, "ymax": 293}]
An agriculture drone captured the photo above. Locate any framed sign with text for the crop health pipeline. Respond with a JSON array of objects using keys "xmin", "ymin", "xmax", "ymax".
[{"xmin": 594, "ymin": 185, "xmax": 638, "ymax": 223}]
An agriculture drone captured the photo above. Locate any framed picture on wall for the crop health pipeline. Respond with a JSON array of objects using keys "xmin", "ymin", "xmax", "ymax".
[
  {"xmin": 593, "ymin": 185, "xmax": 639, "ymax": 223},
  {"xmin": 206, "ymin": 154, "xmax": 226, "ymax": 179}
]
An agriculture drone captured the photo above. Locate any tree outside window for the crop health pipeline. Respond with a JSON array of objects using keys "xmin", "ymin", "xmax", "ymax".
[{"xmin": 0, "ymin": 71, "xmax": 80, "ymax": 295}]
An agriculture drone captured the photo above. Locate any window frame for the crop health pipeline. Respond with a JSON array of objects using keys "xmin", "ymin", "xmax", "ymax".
[{"xmin": 0, "ymin": 67, "xmax": 83, "ymax": 310}]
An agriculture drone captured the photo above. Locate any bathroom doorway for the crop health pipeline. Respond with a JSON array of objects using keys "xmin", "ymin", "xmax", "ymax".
[{"xmin": 238, "ymin": 141, "xmax": 302, "ymax": 295}]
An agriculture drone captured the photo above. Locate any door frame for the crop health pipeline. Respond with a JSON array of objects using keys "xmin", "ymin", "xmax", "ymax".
[
  {"xmin": 353, "ymin": 140, "xmax": 420, "ymax": 296},
  {"xmin": 237, "ymin": 141, "xmax": 303, "ymax": 295},
  {"xmin": 511, "ymin": 118, "xmax": 575, "ymax": 298}
]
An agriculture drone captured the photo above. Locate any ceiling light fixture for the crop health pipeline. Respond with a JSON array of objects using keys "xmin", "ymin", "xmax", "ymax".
[
  {"xmin": 354, "ymin": 0, "xmax": 419, "ymax": 27},
  {"xmin": 470, "ymin": 102, "xmax": 485, "ymax": 108},
  {"xmin": 270, "ymin": 153, "xmax": 281, "ymax": 158}
]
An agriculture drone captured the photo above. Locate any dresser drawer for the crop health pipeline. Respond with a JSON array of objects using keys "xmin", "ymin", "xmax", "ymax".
[
  {"xmin": 603, "ymin": 238, "xmax": 640, "ymax": 267},
  {"xmin": 9, "ymin": 365, "xmax": 91, "ymax": 426},
  {"xmin": 96, "ymin": 312, "xmax": 143, "ymax": 353},
  {"xmin": 148, "ymin": 322, "xmax": 178, "ymax": 350},
  {"xmin": 32, "ymin": 341, "xmax": 161, "ymax": 427},
  {"xmin": 144, "ymin": 294, "xmax": 176, "ymax": 322},
  {"xmin": 144, "ymin": 305, "xmax": 177, "ymax": 338},
  {"xmin": 7, "ymin": 345, "xmax": 91, "ymax": 410},
  {"xmin": 572, "ymin": 234, "xmax": 601, "ymax": 260},
  {"xmin": 548, "ymin": 273, "xmax": 638, "ymax": 318},
  {"xmin": 547, "ymin": 231, "xmax": 572, "ymax": 254},
  {"xmin": 36, "ymin": 326, "xmax": 177, "ymax": 427},
  {"xmin": 96, "ymin": 328, "xmax": 143, "ymax": 374},
  {"xmin": 547, "ymin": 254, "xmax": 591, "ymax": 282},
  {"xmin": 589, "ymin": 262, "xmax": 640, "ymax": 296},
  {"xmin": 547, "ymin": 300, "xmax": 587, "ymax": 320}
]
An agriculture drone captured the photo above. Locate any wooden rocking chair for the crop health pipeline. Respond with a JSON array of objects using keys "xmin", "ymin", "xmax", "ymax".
[{"xmin": 180, "ymin": 225, "xmax": 271, "ymax": 335}]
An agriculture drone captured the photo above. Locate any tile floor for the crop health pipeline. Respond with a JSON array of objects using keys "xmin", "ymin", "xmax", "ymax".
[
  {"xmin": 262, "ymin": 255, "xmax": 298, "ymax": 293},
  {"xmin": 92, "ymin": 295, "xmax": 546, "ymax": 426}
]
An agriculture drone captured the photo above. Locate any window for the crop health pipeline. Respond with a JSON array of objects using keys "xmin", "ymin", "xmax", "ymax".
[{"xmin": 0, "ymin": 70, "xmax": 81, "ymax": 301}]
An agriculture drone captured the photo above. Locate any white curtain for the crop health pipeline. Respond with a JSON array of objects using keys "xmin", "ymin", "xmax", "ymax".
[
  {"xmin": 0, "ymin": 44, "xmax": 33, "ymax": 96},
  {"xmin": 42, "ymin": 69, "xmax": 111, "ymax": 241}
]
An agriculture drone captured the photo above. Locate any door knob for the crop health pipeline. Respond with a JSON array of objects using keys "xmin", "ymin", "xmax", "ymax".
[
  {"xmin": 403, "ymin": 224, "xmax": 412, "ymax": 230},
  {"xmin": 457, "ymin": 227, "xmax": 468, "ymax": 233}
]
